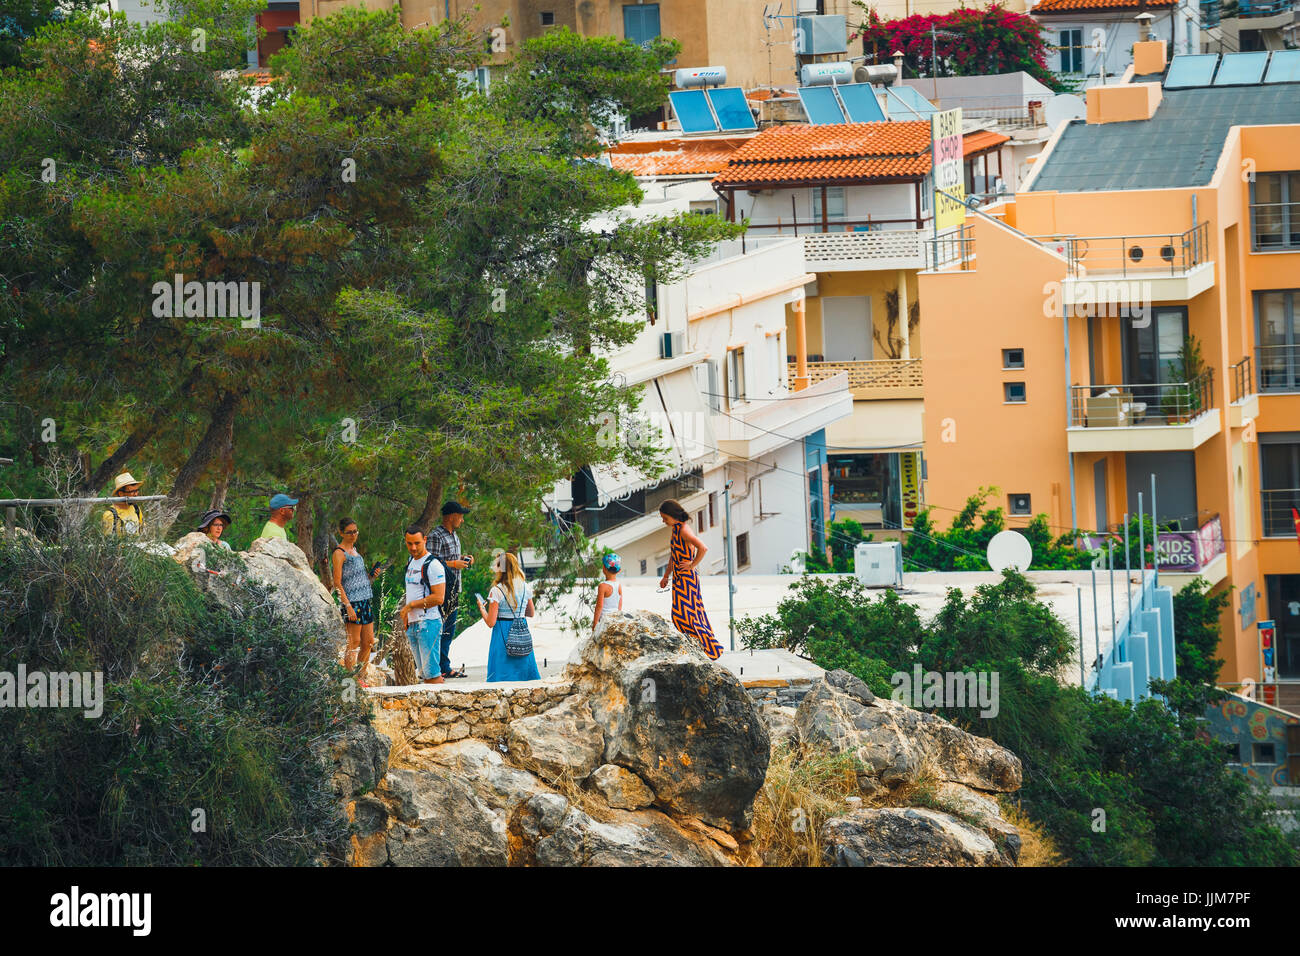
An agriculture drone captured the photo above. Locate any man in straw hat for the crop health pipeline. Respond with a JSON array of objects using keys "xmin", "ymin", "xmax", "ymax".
[{"xmin": 102, "ymin": 472, "xmax": 146, "ymax": 537}]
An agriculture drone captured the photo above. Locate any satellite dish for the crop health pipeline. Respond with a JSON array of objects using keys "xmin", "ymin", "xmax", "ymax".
[
  {"xmin": 1044, "ymin": 94, "xmax": 1085, "ymax": 131},
  {"xmin": 986, "ymin": 530, "xmax": 1033, "ymax": 573}
]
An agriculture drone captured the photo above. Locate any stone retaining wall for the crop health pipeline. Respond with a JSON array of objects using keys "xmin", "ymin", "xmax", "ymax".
[
  {"xmin": 370, "ymin": 680, "xmax": 574, "ymax": 749},
  {"xmin": 743, "ymin": 677, "xmax": 819, "ymax": 709}
]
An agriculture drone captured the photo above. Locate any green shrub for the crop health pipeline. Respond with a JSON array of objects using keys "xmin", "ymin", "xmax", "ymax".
[{"xmin": 0, "ymin": 532, "xmax": 368, "ymax": 865}]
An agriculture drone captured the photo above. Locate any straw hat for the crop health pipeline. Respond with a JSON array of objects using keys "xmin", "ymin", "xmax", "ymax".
[{"xmin": 112, "ymin": 472, "xmax": 142, "ymax": 493}]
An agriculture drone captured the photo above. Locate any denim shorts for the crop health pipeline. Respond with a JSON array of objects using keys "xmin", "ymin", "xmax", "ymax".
[
  {"xmin": 406, "ymin": 617, "xmax": 443, "ymax": 681},
  {"xmin": 342, "ymin": 598, "xmax": 374, "ymax": 626}
]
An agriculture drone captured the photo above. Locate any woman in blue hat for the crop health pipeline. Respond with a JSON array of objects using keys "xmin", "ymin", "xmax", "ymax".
[{"xmin": 591, "ymin": 552, "xmax": 624, "ymax": 633}]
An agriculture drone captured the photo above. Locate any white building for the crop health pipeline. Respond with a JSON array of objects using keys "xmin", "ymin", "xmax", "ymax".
[
  {"xmin": 535, "ymin": 193, "xmax": 853, "ymax": 578},
  {"xmin": 1030, "ymin": 0, "xmax": 1201, "ymax": 85}
]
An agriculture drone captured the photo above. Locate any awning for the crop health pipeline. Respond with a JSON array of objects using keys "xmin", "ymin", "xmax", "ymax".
[
  {"xmin": 590, "ymin": 378, "xmax": 692, "ymax": 506},
  {"xmin": 825, "ymin": 399, "xmax": 923, "ymax": 454}
]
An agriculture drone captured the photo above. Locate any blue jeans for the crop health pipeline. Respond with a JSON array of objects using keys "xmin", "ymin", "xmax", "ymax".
[
  {"xmin": 439, "ymin": 607, "xmax": 458, "ymax": 676},
  {"xmin": 406, "ymin": 617, "xmax": 443, "ymax": 681}
]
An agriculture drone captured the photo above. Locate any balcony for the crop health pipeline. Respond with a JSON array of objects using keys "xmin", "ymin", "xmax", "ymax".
[
  {"xmin": 562, "ymin": 471, "xmax": 705, "ymax": 540},
  {"xmin": 801, "ymin": 229, "xmax": 927, "ymax": 272},
  {"xmin": 716, "ymin": 371, "xmax": 853, "ymax": 458},
  {"xmin": 1067, "ymin": 372, "xmax": 1220, "ymax": 452},
  {"xmin": 1041, "ymin": 223, "xmax": 1215, "ymax": 307},
  {"xmin": 1258, "ymin": 344, "xmax": 1300, "ymax": 392},
  {"xmin": 791, "ymin": 358, "xmax": 923, "ymax": 399},
  {"xmin": 1228, "ymin": 355, "xmax": 1259, "ymax": 426},
  {"xmin": 1262, "ymin": 488, "xmax": 1300, "ymax": 538}
]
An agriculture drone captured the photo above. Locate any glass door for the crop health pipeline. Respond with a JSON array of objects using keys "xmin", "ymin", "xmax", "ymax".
[
  {"xmin": 1124, "ymin": 307, "xmax": 1187, "ymax": 420},
  {"xmin": 1256, "ymin": 290, "xmax": 1299, "ymax": 391}
]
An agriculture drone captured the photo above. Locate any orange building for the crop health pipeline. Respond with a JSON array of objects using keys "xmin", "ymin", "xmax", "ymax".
[{"xmin": 919, "ymin": 42, "xmax": 1300, "ymax": 696}]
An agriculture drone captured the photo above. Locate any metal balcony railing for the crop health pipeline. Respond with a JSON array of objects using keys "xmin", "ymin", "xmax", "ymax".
[
  {"xmin": 565, "ymin": 471, "xmax": 703, "ymax": 537},
  {"xmin": 1069, "ymin": 371, "xmax": 1215, "ymax": 428},
  {"xmin": 927, "ymin": 224, "xmax": 975, "ymax": 271},
  {"xmin": 1201, "ymin": 0, "xmax": 1222, "ymax": 26},
  {"xmin": 1239, "ymin": 0, "xmax": 1293, "ymax": 16},
  {"xmin": 1251, "ymin": 201, "xmax": 1300, "ymax": 251},
  {"xmin": 1047, "ymin": 222, "xmax": 1211, "ymax": 278},
  {"xmin": 790, "ymin": 358, "xmax": 922, "ymax": 391},
  {"xmin": 1230, "ymin": 355, "xmax": 1254, "ymax": 403},
  {"xmin": 1257, "ymin": 344, "xmax": 1300, "ymax": 391},
  {"xmin": 1262, "ymin": 488, "xmax": 1300, "ymax": 537}
]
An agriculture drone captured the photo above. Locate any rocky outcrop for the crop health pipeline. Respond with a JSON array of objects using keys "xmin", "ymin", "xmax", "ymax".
[
  {"xmin": 822, "ymin": 807, "xmax": 1009, "ymax": 867},
  {"xmin": 337, "ymin": 611, "xmax": 769, "ymax": 866},
  {"xmin": 173, "ymin": 534, "xmax": 344, "ymax": 649},
  {"xmin": 570, "ymin": 611, "xmax": 769, "ymax": 833},
  {"xmin": 794, "ymin": 669, "xmax": 1021, "ymax": 794},
  {"xmin": 790, "ymin": 669, "xmax": 1024, "ymax": 867}
]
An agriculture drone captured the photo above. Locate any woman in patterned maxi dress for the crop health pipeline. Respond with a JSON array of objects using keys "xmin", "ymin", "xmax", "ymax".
[{"xmin": 658, "ymin": 499, "xmax": 723, "ymax": 660}]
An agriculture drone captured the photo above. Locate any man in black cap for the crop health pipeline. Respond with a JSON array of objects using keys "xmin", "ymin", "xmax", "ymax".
[{"xmin": 426, "ymin": 501, "xmax": 473, "ymax": 678}]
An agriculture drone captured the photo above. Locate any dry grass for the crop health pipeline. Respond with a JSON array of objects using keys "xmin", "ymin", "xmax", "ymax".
[
  {"xmin": 997, "ymin": 798, "xmax": 1068, "ymax": 867},
  {"xmin": 752, "ymin": 742, "xmax": 864, "ymax": 867}
]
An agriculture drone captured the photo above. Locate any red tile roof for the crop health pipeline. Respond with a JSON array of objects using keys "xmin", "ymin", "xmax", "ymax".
[
  {"xmin": 713, "ymin": 122, "xmax": 1006, "ymax": 187},
  {"xmin": 607, "ymin": 136, "xmax": 752, "ymax": 176},
  {"xmin": 1032, "ymin": 0, "xmax": 1174, "ymax": 12},
  {"xmin": 963, "ymin": 130, "xmax": 1011, "ymax": 157},
  {"xmin": 716, "ymin": 121, "xmax": 932, "ymax": 186}
]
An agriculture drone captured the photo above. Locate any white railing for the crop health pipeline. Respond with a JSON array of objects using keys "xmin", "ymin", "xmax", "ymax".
[{"xmin": 802, "ymin": 229, "xmax": 927, "ymax": 269}]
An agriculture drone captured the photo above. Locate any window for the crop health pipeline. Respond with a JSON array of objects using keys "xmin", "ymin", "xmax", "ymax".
[
  {"xmin": 1251, "ymin": 171, "xmax": 1300, "ymax": 251},
  {"xmin": 696, "ymin": 360, "xmax": 722, "ymax": 412},
  {"xmin": 1002, "ymin": 348, "xmax": 1025, "ymax": 369},
  {"xmin": 1059, "ymin": 29, "xmax": 1083, "ymax": 73},
  {"xmin": 644, "ymin": 274, "xmax": 658, "ymax": 325},
  {"xmin": 654, "ymin": 554, "xmax": 669, "ymax": 578},
  {"xmin": 708, "ymin": 492, "xmax": 717, "ymax": 528},
  {"xmin": 1260, "ymin": 433, "xmax": 1300, "ymax": 536},
  {"xmin": 640, "ymin": 558, "xmax": 648, "ymax": 575},
  {"xmin": 1225, "ymin": 743, "xmax": 1242, "ymax": 764},
  {"xmin": 736, "ymin": 531, "xmax": 750, "ymax": 568},
  {"xmin": 769, "ymin": 334, "xmax": 784, "ymax": 391},
  {"xmin": 1004, "ymin": 381, "xmax": 1027, "ymax": 403},
  {"xmin": 920, "ymin": 173, "xmax": 931, "ymax": 215},
  {"xmin": 540, "ymin": 11, "xmax": 555, "ymax": 25},
  {"xmin": 1256, "ymin": 290, "xmax": 1300, "ymax": 390},
  {"xmin": 1253, "ymin": 742, "xmax": 1277, "ymax": 764},
  {"xmin": 811, "ymin": 186, "xmax": 846, "ymax": 224},
  {"xmin": 727, "ymin": 347, "xmax": 746, "ymax": 406},
  {"xmin": 622, "ymin": 3, "xmax": 661, "ymax": 48},
  {"xmin": 697, "ymin": 510, "xmax": 706, "ymax": 533},
  {"xmin": 1009, "ymin": 493, "xmax": 1032, "ymax": 516}
]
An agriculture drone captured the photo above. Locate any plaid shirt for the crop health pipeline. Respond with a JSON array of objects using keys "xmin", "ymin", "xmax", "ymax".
[{"xmin": 425, "ymin": 524, "xmax": 461, "ymax": 618}]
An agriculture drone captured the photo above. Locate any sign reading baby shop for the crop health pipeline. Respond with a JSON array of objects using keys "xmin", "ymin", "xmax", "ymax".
[{"xmin": 931, "ymin": 108, "xmax": 965, "ymax": 231}]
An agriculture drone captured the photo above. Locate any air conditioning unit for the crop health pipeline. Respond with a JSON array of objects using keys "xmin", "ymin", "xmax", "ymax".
[
  {"xmin": 854, "ymin": 541, "xmax": 903, "ymax": 588},
  {"xmin": 661, "ymin": 331, "xmax": 686, "ymax": 359}
]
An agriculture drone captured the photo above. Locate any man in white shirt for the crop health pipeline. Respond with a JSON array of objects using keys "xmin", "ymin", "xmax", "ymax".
[{"xmin": 400, "ymin": 525, "xmax": 446, "ymax": 684}]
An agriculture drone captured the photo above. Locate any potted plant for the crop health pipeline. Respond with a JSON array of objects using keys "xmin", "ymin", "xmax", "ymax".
[{"xmin": 1165, "ymin": 335, "xmax": 1206, "ymax": 423}]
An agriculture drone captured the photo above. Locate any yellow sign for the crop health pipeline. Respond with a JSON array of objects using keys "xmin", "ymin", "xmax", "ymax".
[
  {"xmin": 932, "ymin": 108, "xmax": 966, "ymax": 231},
  {"xmin": 900, "ymin": 452, "xmax": 920, "ymax": 530}
]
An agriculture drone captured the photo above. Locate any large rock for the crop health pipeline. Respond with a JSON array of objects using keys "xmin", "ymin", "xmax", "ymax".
[
  {"xmin": 569, "ymin": 611, "xmax": 769, "ymax": 833},
  {"xmin": 589, "ymin": 764, "xmax": 655, "ymax": 810},
  {"xmin": 177, "ymin": 535, "xmax": 344, "ymax": 649},
  {"xmin": 795, "ymin": 670, "xmax": 1021, "ymax": 794},
  {"xmin": 506, "ymin": 696, "xmax": 605, "ymax": 785},
  {"xmin": 934, "ymin": 782, "xmax": 1021, "ymax": 863},
  {"xmin": 821, "ymin": 807, "xmax": 1010, "ymax": 867}
]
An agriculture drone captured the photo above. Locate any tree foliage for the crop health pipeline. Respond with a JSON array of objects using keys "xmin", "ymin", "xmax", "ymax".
[{"xmin": 851, "ymin": 3, "xmax": 1067, "ymax": 93}]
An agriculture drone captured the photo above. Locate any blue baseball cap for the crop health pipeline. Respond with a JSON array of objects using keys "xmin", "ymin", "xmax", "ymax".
[
  {"xmin": 602, "ymin": 553, "xmax": 621, "ymax": 572},
  {"xmin": 269, "ymin": 493, "xmax": 299, "ymax": 510}
]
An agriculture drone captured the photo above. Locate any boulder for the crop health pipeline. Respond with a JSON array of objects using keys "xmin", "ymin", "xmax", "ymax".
[
  {"xmin": 934, "ymin": 782, "xmax": 1022, "ymax": 862},
  {"xmin": 795, "ymin": 670, "xmax": 1021, "ymax": 794},
  {"xmin": 756, "ymin": 701, "xmax": 800, "ymax": 752},
  {"xmin": 589, "ymin": 764, "xmax": 655, "ymax": 810},
  {"xmin": 511, "ymin": 793, "xmax": 733, "ymax": 867},
  {"xmin": 506, "ymin": 696, "xmax": 605, "ymax": 785},
  {"xmin": 569, "ymin": 611, "xmax": 769, "ymax": 833},
  {"xmin": 179, "ymin": 535, "xmax": 344, "ymax": 649},
  {"xmin": 331, "ymin": 723, "xmax": 391, "ymax": 800},
  {"xmin": 821, "ymin": 807, "xmax": 1010, "ymax": 867}
]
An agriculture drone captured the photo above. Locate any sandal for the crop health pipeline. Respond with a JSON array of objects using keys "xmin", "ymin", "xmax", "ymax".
[{"xmin": 444, "ymin": 667, "xmax": 468, "ymax": 679}]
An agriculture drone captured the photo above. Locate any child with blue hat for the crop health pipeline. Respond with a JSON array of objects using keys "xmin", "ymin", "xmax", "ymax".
[{"xmin": 592, "ymin": 552, "xmax": 623, "ymax": 633}]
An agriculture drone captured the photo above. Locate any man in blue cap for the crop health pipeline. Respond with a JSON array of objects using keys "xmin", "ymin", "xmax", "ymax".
[{"xmin": 258, "ymin": 493, "xmax": 298, "ymax": 542}]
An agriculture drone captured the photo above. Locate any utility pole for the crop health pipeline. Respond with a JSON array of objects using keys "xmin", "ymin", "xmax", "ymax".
[{"xmin": 724, "ymin": 479, "xmax": 736, "ymax": 651}]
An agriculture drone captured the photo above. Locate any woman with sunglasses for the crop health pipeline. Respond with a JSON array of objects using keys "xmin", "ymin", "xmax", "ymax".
[{"xmin": 332, "ymin": 517, "xmax": 384, "ymax": 675}]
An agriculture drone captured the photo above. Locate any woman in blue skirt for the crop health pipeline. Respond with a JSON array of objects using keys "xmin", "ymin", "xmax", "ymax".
[{"xmin": 478, "ymin": 551, "xmax": 541, "ymax": 682}]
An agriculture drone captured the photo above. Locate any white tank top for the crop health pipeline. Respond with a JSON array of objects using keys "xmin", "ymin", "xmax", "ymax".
[{"xmin": 599, "ymin": 581, "xmax": 622, "ymax": 613}]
